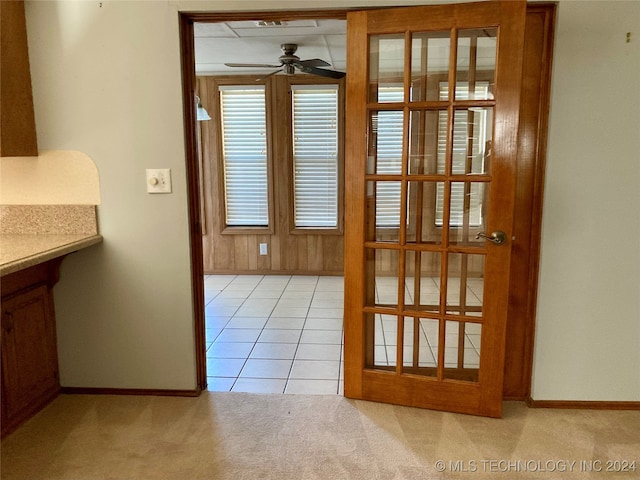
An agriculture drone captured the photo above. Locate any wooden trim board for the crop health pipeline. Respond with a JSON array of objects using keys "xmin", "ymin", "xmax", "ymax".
[
  {"xmin": 61, "ymin": 387, "xmax": 200, "ymax": 398},
  {"xmin": 527, "ymin": 397, "xmax": 640, "ymax": 411}
]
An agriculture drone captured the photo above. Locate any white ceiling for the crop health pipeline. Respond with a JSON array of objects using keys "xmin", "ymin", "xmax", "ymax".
[
  {"xmin": 194, "ymin": 19, "xmax": 347, "ymax": 76},
  {"xmin": 194, "ymin": 18, "xmax": 497, "ymax": 78}
]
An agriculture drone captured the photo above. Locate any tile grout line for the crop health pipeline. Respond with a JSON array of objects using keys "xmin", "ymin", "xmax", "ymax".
[
  {"xmin": 231, "ymin": 275, "xmax": 289, "ymax": 392},
  {"xmin": 283, "ymin": 275, "xmax": 319, "ymax": 393},
  {"xmin": 223, "ymin": 274, "xmax": 263, "ymax": 392}
]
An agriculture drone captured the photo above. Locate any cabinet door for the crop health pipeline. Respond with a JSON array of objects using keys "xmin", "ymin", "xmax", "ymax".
[
  {"xmin": 0, "ymin": 0, "xmax": 38, "ymax": 156},
  {"xmin": 2, "ymin": 285, "xmax": 59, "ymax": 419}
]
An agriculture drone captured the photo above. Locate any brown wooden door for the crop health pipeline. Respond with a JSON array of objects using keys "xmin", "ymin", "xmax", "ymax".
[{"xmin": 344, "ymin": 1, "xmax": 526, "ymax": 418}]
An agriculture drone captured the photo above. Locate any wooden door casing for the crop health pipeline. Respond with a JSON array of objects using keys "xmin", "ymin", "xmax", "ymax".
[{"xmin": 503, "ymin": 3, "xmax": 555, "ymax": 400}]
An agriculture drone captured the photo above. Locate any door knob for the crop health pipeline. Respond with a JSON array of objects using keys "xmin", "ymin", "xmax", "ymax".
[{"xmin": 475, "ymin": 230, "xmax": 507, "ymax": 245}]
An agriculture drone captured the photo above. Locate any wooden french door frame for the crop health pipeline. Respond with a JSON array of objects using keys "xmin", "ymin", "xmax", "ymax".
[
  {"xmin": 344, "ymin": 1, "xmax": 528, "ymax": 417},
  {"xmin": 178, "ymin": 4, "xmax": 554, "ymax": 397}
]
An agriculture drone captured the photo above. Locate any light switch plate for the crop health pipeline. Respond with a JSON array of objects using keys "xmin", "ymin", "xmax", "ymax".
[{"xmin": 146, "ymin": 169, "xmax": 172, "ymax": 193}]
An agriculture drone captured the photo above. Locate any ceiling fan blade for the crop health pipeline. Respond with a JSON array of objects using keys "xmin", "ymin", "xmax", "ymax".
[
  {"xmin": 298, "ymin": 65, "xmax": 346, "ymax": 79},
  {"xmin": 296, "ymin": 58, "xmax": 330, "ymax": 68},
  {"xmin": 256, "ymin": 68, "xmax": 284, "ymax": 82},
  {"xmin": 224, "ymin": 63, "xmax": 282, "ymax": 68}
]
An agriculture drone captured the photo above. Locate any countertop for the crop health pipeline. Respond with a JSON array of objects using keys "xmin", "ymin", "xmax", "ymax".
[{"xmin": 0, "ymin": 234, "xmax": 103, "ymax": 277}]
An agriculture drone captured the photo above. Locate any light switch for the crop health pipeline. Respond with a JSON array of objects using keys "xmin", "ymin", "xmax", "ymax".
[{"xmin": 146, "ymin": 169, "xmax": 172, "ymax": 193}]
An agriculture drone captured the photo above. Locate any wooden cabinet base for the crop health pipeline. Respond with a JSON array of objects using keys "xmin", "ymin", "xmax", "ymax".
[{"xmin": 1, "ymin": 259, "xmax": 63, "ymax": 438}]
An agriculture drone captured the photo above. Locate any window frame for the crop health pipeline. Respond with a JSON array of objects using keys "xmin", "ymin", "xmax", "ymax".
[
  {"xmin": 286, "ymin": 76, "xmax": 345, "ymax": 236},
  {"xmin": 213, "ymin": 76, "xmax": 275, "ymax": 235}
]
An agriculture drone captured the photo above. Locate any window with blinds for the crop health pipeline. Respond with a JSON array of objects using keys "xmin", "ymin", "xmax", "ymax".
[
  {"xmin": 219, "ymin": 86, "xmax": 269, "ymax": 227},
  {"xmin": 291, "ymin": 85, "xmax": 339, "ymax": 228}
]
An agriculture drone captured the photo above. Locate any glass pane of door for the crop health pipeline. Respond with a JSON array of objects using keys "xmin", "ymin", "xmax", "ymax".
[
  {"xmin": 363, "ymin": 27, "xmax": 494, "ymax": 384},
  {"xmin": 369, "ymin": 35, "xmax": 405, "ymax": 103},
  {"xmin": 456, "ymin": 28, "xmax": 497, "ymax": 100},
  {"xmin": 411, "ymin": 32, "xmax": 450, "ymax": 102}
]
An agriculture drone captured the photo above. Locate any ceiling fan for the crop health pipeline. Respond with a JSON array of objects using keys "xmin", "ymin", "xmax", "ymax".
[{"xmin": 224, "ymin": 43, "xmax": 345, "ymax": 79}]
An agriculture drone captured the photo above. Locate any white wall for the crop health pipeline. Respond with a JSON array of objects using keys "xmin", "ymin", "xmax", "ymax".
[
  {"xmin": 25, "ymin": 0, "xmax": 640, "ymax": 400},
  {"xmin": 532, "ymin": 0, "xmax": 640, "ymax": 401},
  {"xmin": 26, "ymin": 1, "xmax": 196, "ymax": 389}
]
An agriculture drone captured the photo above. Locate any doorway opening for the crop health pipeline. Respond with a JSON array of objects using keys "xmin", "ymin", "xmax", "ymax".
[
  {"xmin": 187, "ymin": 12, "xmax": 350, "ymax": 393},
  {"xmin": 179, "ymin": 4, "xmax": 555, "ymax": 409}
]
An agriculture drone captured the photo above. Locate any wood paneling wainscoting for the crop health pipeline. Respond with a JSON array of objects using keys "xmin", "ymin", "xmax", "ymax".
[{"xmin": 197, "ymin": 75, "xmax": 345, "ymax": 275}]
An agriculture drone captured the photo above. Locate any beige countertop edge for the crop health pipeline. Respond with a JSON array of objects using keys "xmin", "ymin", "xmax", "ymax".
[{"xmin": 0, "ymin": 234, "xmax": 103, "ymax": 277}]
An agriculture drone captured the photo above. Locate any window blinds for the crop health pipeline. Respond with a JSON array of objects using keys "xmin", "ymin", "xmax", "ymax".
[
  {"xmin": 291, "ymin": 85, "xmax": 339, "ymax": 228},
  {"xmin": 219, "ymin": 86, "xmax": 269, "ymax": 227},
  {"xmin": 375, "ymin": 87, "xmax": 404, "ymax": 227}
]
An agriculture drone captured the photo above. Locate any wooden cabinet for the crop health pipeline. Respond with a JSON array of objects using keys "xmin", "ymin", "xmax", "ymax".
[
  {"xmin": 0, "ymin": 0, "xmax": 38, "ymax": 156},
  {"xmin": 1, "ymin": 260, "xmax": 61, "ymax": 437}
]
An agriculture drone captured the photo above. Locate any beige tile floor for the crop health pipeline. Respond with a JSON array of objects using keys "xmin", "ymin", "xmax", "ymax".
[
  {"xmin": 205, "ymin": 274, "xmax": 484, "ymax": 394},
  {"xmin": 205, "ymin": 275, "xmax": 345, "ymax": 395}
]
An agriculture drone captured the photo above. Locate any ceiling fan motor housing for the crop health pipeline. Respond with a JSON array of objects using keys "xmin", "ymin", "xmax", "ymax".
[
  {"xmin": 279, "ymin": 43, "xmax": 301, "ymax": 67},
  {"xmin": 281, "ymin": 43, "xmax": 298, "ymax": 55}
]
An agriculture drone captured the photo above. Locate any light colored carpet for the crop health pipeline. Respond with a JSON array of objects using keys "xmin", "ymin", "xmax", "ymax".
[{"xmin": 1, "ymin": 393, "xmax": 638, "ymax": 479}]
